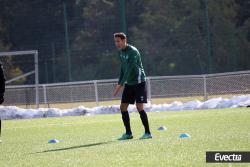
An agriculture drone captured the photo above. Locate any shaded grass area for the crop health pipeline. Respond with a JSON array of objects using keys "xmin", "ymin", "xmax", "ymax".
[{"xmin": 0, "ymin": 108, "xmax": 249, "ymax": 167}]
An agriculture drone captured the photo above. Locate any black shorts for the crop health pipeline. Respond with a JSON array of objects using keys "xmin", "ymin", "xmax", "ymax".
[{"xmin": 121, "ymin": 82, "xmax": 147, "ymax": 104}]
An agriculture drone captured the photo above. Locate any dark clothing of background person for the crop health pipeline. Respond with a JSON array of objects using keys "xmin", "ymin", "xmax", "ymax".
[
  {"xmin": 0, "ymin": 62, "xmax": 5, "ymax": 140},
  {"xmin": 0, "ymin": 63, "xmax": 5, "ymax": 104}
]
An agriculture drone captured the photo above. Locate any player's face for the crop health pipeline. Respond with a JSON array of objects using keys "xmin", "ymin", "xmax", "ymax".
[{"xmin": 114, "ymin": 37, "xmax": 126, "ymax": 49}]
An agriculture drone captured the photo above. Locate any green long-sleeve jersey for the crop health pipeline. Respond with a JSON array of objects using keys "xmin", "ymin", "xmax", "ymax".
[{"xmin": 118, "ymin": 44, "xmax": 146, "ymax": 86}]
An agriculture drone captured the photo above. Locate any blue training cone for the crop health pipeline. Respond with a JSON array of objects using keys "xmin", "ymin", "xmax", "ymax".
[
  {"xmin": 157, "ymin": 126, "xmax": 167, "ymax": 131},
  {"xmin": 179, "ymin": 133, "xmax": 190, "ymax": 139},
  {"xmin": 48, "ymin": 139, "xmax": 59, "ymax": 144}
]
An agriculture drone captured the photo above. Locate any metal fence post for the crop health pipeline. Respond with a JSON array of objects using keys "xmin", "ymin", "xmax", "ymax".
[
  {"xmin": 119, "ymin": 0, "xmax": 127, "ymax": 33},
  {"xmin": 42, "ymin": 85, "xmax": 49, "ymax": 108},
  {"xmin": 147, "ymin": 77, "xmax": 152, "ymax": 103},
  {"xmin": 94, "ymin": 80, "xmax": 99, "ymax": 106},
  {"xmin": 34, "ymin": 51, "xmax": 39, "ymax": 108},
  {"xmin": 203, "ymin": 75, "xmax": 208, "ymax": 101}
]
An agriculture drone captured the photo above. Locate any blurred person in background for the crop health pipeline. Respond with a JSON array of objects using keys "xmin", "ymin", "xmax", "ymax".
[{"xmin": 0, "ymin": 62, "xmax": 6, "ymax": 143}]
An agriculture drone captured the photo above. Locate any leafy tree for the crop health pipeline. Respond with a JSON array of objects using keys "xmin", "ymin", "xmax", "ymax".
[{"xmin": 0, "ymin": 0, "xmax": 249, "ymax": 84}]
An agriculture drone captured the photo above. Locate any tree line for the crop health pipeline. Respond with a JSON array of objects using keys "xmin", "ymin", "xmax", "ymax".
[{"xmin": 0, "ymin": 0, "xmax": 249, "ymax": 84}]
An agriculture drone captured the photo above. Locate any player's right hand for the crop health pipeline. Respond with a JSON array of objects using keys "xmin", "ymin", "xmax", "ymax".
[
  {"xmin": 0, "ymin": 93, "xmax": 4, "ymax": 104},
  {"xmin": 113, "ymin": 85, "xmax": 123, "ymax": 96}
]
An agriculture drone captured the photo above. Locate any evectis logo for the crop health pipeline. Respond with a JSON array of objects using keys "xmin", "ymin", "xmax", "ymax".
[
  {"xmin": 206, "ymin": 152, "xmax": 250, "ymax": 163},
  {"xmin": 214, "ymin": 153, "xmax": 241, "ymax": 162}
]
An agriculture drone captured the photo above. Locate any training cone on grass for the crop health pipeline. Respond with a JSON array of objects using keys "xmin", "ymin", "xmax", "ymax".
[
  {"xmin": 48, "ymin": 139, "xmax": 59, "ymax": 144},
  {"xmin": 157, "ymin": 126, "xmax": 167, "ymax": 131},
  {"xmin": 179, "ymin": 133, "xmax": 190, "ymax": 139}
]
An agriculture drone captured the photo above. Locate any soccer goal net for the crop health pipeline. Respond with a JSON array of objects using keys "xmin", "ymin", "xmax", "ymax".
[{"xmin": 0, "ymin": 50, "xmax": 39, "ymax": 108}]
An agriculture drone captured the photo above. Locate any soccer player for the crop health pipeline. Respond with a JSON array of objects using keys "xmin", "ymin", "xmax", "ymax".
[
  {"xmin": 113, "ymin": 32, "xmax": 152, "ymax": 140},
  {"xmin": 0, "ymin": 62, "xmax": 5, "ymax": 143}
]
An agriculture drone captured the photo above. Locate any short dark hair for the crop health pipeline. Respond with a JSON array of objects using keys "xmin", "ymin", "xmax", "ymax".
[{"xmin": 114, "ymin": 32, "xmax": 127, "ymax": 39}]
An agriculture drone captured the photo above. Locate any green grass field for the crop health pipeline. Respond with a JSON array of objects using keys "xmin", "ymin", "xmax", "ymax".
[{"xmin": 0, "ymin": 108, "xmax": 249, "ymax": 167}]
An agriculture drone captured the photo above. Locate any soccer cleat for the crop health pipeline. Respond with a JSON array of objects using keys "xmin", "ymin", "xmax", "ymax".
[
  {"xmin": 118, "ymin": 133, "xmax": 133, "ymax": 140},
  {"xmin": 139, "ymin": 133, "xmax": 152, "ymax": 140}
]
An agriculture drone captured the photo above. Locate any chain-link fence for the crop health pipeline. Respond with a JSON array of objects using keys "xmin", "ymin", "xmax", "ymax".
[{"xmin": 4, "ymin": 70, "xmax": 250, "ymax": 108}]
